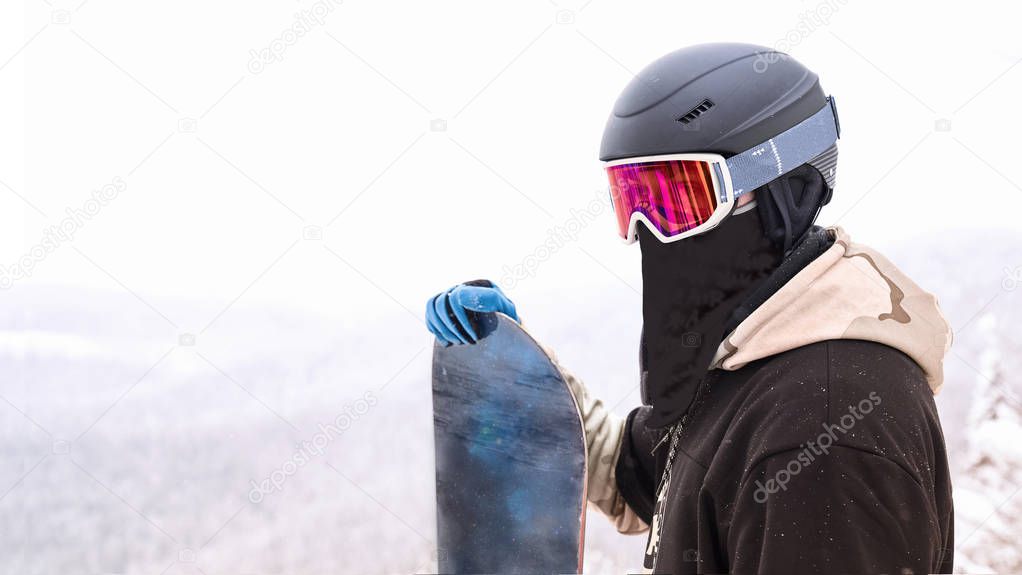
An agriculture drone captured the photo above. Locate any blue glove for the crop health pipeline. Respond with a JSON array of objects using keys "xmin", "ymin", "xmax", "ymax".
[{"xmin": 425, "ymin": 280, "xmax": 519, "ymax": 345}]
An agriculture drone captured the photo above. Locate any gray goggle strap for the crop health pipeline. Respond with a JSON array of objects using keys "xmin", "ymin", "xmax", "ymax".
[{"xmin": 726, "ymin": 96, "xmax": 840, "ymax": 199}]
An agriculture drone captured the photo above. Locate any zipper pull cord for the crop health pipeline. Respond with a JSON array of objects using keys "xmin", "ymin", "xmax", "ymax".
[
  {"xmin": 651, "ymin": 426, "xmax": 673, "ymax": 455},
  {"xmin": 653, "ymin": 422, "xmax": 683, "ymax": 493}
]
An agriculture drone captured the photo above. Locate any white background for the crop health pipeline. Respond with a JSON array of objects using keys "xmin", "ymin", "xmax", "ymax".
[{"xmin": 2, "ymin": 0, "xmax": 1021, "ymax": 573}]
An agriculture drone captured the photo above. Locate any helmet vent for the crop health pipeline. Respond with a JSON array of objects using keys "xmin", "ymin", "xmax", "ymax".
[{"xmin": 677, "ymin": 99, "xmax": 714, "ymax": 124}]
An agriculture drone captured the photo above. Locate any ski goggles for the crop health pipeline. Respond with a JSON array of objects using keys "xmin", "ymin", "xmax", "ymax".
[{"xmin": 605, "ymin": 97, "xmax": 840, "ymax": 243}]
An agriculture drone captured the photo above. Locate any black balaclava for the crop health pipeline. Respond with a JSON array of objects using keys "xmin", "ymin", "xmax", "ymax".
[
  {"xmin": 638, "ymin": 164, "xmax": 830, "ymax": 429},
  {"xmin": 638, "ymin": 207, "xmax": 780, "ymax": 428}
]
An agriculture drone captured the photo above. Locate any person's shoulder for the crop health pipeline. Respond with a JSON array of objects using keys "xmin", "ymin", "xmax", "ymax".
[
  {"xmin": 723, "ymin": 339, "xmax": 942, "ymax": 483},
  {"xmin": 820, "ymin": 339, "xmax": 935, "ymax": 417},
  {"xmin": 742, "ymin": 339, "xmax": 934, "ymax": 420}
]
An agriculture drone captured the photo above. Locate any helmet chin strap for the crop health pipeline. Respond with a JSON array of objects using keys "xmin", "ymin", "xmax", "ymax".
[{"xmin": 756, "ymin": 163, "xmax": 832, "ymax": 254}]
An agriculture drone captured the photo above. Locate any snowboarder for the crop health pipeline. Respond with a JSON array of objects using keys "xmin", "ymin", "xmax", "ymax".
[{"xmin": 425, "ymin": 43, "xmax": 954, "ymax": 574}]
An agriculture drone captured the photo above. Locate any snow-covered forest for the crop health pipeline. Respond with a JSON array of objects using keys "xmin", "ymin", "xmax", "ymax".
[{"xmin": 898, "ymin": 232, "xmax": 1022, "ymax": 574}]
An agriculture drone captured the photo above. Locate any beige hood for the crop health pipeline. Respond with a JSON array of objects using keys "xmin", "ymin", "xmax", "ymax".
[{"xmin": 711, "ymin": 227, "xmax": 952, "ymax": 394}]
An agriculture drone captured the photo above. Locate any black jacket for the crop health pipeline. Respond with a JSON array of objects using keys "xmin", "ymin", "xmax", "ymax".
[{"xmin": 615, "ymin": 339, "xmax": 954, "ymax": 574}]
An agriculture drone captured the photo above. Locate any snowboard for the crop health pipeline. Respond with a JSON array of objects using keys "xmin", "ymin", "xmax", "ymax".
[{"xmin": 432, "ymin": 312, "xmax": 587, "ymax": 574}]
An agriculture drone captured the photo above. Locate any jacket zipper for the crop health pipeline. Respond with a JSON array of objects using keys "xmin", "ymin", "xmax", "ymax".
[
  {"xmin": 649, "ymin": 419, "xmax": 684, "ymax": 573},
  {"xmin": 649, "ymin": 375, "xmax": 712, "ymax": 572}
]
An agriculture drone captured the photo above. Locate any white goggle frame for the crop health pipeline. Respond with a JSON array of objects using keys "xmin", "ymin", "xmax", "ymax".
[{"xmin": 603, "ymin": 153, "xmax": 736, "ymax": 245}]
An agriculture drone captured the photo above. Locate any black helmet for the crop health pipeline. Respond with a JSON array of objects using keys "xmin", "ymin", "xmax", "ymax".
[{"xmin": 599, "ymin": 43, "xmax": 839, "ymax": 251}]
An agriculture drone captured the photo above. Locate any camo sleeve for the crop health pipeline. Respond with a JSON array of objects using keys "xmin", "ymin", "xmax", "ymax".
[{"xmin": 541, "ymin": 344, "xmax": 650, "ymax": 535}]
